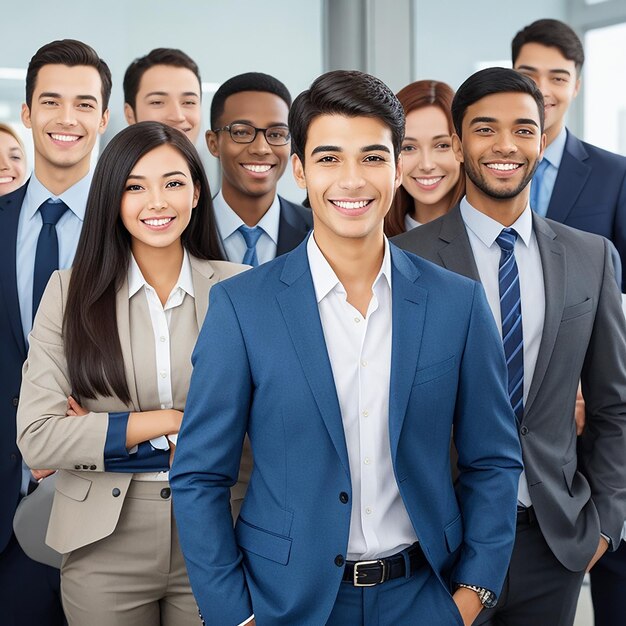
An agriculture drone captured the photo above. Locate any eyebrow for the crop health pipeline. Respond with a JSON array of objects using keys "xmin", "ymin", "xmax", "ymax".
[
  {"xmin": 126, "ymin": 170, "xmax": 188, "ymax": 180},
  {"xmin": 38, "ymin": 92, "xmax": 98, "ymax": 102},
  {"xmin": 403, "ymin": 134, "xmax": 450, "ymax": 141},
  {"xmin": 517, "ymin": 64, "xmax": 572, "ymax": 77},
  {"xmin": 310, "ymin": 144, "xmax": 391, "ymax": 156},
  {"xmin": 469, "ymin": 116, "xmax": 539, "ymax": 128},
  {"xmin": 144, "ymin": 91, "xmax": 200, "ymax": 98},
  {"xmin": 229, "ymin": 119, "xmax": 288, "ymax": 127}
]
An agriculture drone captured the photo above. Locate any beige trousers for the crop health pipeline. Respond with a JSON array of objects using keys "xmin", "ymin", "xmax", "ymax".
[{"xmin": 61, "ymin": 480, "xmax": 201, "ymax": 626}]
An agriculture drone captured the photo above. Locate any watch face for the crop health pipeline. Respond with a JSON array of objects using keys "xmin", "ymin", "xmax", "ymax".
[{"xmin": 481, "ymin": 590, "xmax": 498, "ymax": 609}]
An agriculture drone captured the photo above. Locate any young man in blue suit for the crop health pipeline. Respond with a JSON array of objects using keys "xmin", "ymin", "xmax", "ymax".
[
  {"xmin": 206, "ymin": 72, "xmax": 312, "ymax": 265},
  {"xmin": 171, "ymin": 70, "xmax": 523, "ymax": 626},
  {"xmin": 512, "ymin": 19, "xmax": 626, "ymax": 292},
  {"xmin": 0, "ymin": 39, "xmax": 110, "ymax": 625}
]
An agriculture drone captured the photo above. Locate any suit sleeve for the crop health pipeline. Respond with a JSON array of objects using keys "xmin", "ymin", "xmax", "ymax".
[
  {"xmin": 612, "ymin": 168, "xmax": 626, "ymax": 292},
  {"xmin": 170, "ymin": 282, "xmax": 253, "ymax": 626},
  {"xmin": 452, "ymin": 282, "xmax": 523, "ymax": 596},
  {"xmin": 579, "ymin": 238, "xmax": 626, "ymax": 547}
]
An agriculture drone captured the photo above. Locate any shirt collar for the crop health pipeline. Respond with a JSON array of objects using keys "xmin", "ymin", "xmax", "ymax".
[
  {"xmin": 460, "ymin": 196, "xmax": 533, "ymax": 249},
  {"xmin": 24, "ymin": 171, "xmax": 93, "ymax": 221},
  {"xmin": 307, "ymin": 232, "xmax": 392, "ymax": 303},
  {"xmin": 128, "ymin": 248, "xmax": 195, "ymax": 299},
  {"xmin": 213, "ymin": 189, "xmax": 281, "ymax": 244},
  {"xmin": 543, "ymin": 125, "xmax": 567, "ymax": 169}
]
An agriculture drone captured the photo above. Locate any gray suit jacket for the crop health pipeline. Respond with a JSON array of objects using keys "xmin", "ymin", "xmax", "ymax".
[
  {"xmin": 393, "ymin": 205, "xmax": 626, "ymax": 571},
  {"xmin": 16, "ymin": 256, "xmax": 252, "ymax": 554}
]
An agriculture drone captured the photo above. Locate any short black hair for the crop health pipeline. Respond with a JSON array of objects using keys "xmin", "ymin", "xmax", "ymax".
[
  {"xmin": 289, "ymin": 70, "xmax": 404, "ymax": 163},
  {"xmin": 210, "ymin": 72, "xmax": 291, "ymax": 129},
  {"xmin": 451, "ymin": 67, "xmax": 544, "ymax": 138},
  {"xmin": 123, "ymin": 48, "xmax": 201, "ymax": 111},
  {"xmin": 26, "ymin": 39, "xmax": 112, "ymax": 110},
  {"xmin": 512, "ymin": 19, "xmax": 585, "ymax": 73}
]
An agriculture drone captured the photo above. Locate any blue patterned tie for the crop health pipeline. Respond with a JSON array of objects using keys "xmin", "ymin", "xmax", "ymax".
[
  {"xmin": 238, "ymin": 224, "xmax": 263, "ymax": 267},
  {"xmin": 33, "ymin": 199, "xmax": 69, "ymax": 318},
  {"xmin": 496, "ymin": 228, "xmax": 524, "ymax": 423},
  {"xmin": 530, "ymin": 158, "xmax": 550, "ymax": 217}
]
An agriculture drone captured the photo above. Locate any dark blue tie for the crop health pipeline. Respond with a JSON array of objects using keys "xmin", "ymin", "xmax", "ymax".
[
  {"xmin": 33, "ymin": 199, "xmax": 69, "ymax": 317},
  {"xmin": 238, "ymin": 224, "xmax": 263, "ymax": 267},
  {"xmin": 496, "ymin": 228, "xmax": 524, "ymax": 423}
]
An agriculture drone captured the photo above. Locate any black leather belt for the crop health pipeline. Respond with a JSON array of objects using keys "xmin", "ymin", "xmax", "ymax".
[
  {"xmin": 516, "ymin": 505, "xmax": 537, "ymax": 526},
  {"xmin": 342, "ymin": 543, "xmax": 426, "ymax": 587}
]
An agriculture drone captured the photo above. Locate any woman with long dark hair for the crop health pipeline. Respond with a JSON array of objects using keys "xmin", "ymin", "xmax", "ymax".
[
  {"xmin": 385, "ymin": 80, "xmax": 464, "ymax": 236},
  {"xmin": 17, "ymin": 121, "xmax": 250, "ymax": 625}
]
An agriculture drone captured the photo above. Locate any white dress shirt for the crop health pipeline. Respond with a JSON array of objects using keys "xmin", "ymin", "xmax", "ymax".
[
  {"xmin": 213, "ymin": 190, "xmax": 280, "ymax": 264},
  {"xmin": 128, "ymin": 250, "xmax": 194, "ymax": 481},
  {"xmin": 307, "ymin": 234, "xmax": 418, "ymax": 560},
  {"xmin": 460, "ymin": 198, "xmax": 545, "ymax": 506}
]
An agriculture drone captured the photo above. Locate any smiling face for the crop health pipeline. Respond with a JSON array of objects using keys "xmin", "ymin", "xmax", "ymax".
[
  {"xmin": 514, "ymin": 42, "xmax": 580, "ymax": 145},
  {"xmin": 0, "ymin": 130, "xmax": 26, "ymax": 195},
  {"xmin": 454, "ymin": 91, "xmax": 545, "ymax": 219},
  {"xmin": 125, "ymin": 65, "xmax": 202, "ymax": 143},
  {"xmin": 120, "ymin": 143, "xmax": 199, "ymax": 257},
  {"xmin": 206, "ymin": 91, "xmax": 290, "ymax": 211},
  {"xmin": 292, "ymin": 114, "xmax": 401, "ymax": 251},
  {"xmin": 21, "ymin": 64, "xmax": 109, "ymax": 189},
  {"xmin": 401, "ymin": 106, "xmax": 460, "ymax": 218}
]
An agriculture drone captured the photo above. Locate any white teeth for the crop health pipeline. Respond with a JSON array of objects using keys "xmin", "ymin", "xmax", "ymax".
[
  {"xmin": 50, "ymin": 133, "xmax": 79, "ymax": 142},
  {"xmin": 143, "ymin": 217, "xmax": 173, "ymax": 226},
  {"xmin": 332, "ymin": 200, "xmax": 369, "ymax": 209},
  {"xmin": 243, "ymin": 164, "xmax": 272, "ymax": 173},
  {"xmin": 416, "ymin": 176, "xmax": 443, "ymax": 186},
  {"xmin": 0, "ymin": 177, "xmax": 13, "ymax": 184},
  {"xmin": 486, "ymin": 163, "xmax": 520, "ymax": 171}
]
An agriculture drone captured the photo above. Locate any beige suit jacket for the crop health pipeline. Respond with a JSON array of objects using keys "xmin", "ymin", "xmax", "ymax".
[{"xmin": 17, "ymin": 256, "xmax": 251, "ymax": 554}]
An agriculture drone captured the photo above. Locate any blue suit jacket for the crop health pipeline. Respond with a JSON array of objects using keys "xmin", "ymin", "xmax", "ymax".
[
  {"xmin": 0, "ymin": 183, "xmax": 29, "ymax": 553},
  {"xmin": 170, "ymin": 239, "xmax": 522, "ymax": 626},
  {"xmin": 547, "ymin": 130, "xmax": 626, "ymax": 291}
]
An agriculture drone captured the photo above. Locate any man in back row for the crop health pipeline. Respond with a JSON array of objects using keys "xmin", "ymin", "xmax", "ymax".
[{"xmin": 206, "ymin": 72, "xmax": 311, "ymax": 266}]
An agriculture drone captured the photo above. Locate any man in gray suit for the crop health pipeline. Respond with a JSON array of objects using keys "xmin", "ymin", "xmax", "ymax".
[{"xmin": 394, "ymin": 67, "xmax": 626, "ymax": 626}]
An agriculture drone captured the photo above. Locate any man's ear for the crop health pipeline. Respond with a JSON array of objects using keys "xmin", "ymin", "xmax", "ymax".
[
  {"xmin": 573, "ymin": 76, "xmax": 581, "ymax": 99},
  {"xmin": 123, "ymin": 103, "xmax": 136, "ymax": 126},
  {"xmin": 206, "ymin": 130, "xmax": 220, "ymax": 158},
  {"xmin": 98, "ymin": 109, "xmax": 110, "ymax": 135},
  {"xmin": 394, "ymin": 154, "xmax": 403, "ymax": 191},
  {"xmin": 452, "ymin": 134, "xmax": 464, "ymax": 164},
  {"xmin": 292, "ymin": 153, "xmax": 307, "ymax": 190},
  {"xmin": 21, "ymin": 103, "xmax": 32, "ymax": 129}
]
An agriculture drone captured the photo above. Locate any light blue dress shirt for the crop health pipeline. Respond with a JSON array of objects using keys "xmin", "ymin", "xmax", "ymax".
[
  {"xmin": 212, "ymin": 190, "xmax": 280, "ymax": 264},
  {"xmin": 16, "ymin": 173, "xmax": 92, "ymax": 344},
  {"xmin": 530, "ymin": 126, "xmax": 567, "ymax": 217}
]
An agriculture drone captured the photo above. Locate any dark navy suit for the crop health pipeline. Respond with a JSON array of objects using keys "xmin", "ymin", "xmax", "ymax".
[
  {"xmin": 0, "ymin": 183, "xmax": 65, "ymax": 625},
  {"xmin": 275, "ymin": 196, "xmax": 312, "ymax": 256}
]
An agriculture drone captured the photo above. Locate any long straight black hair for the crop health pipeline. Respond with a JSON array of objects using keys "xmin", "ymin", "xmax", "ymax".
[{"xmin": 64, "ymin": 121, "xmax": 224, "ymax": 403}]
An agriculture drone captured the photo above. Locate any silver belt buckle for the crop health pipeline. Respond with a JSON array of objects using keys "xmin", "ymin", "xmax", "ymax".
[{"xmin": 353, "ymin": 559, "xmax": 386, "ymax": 587}]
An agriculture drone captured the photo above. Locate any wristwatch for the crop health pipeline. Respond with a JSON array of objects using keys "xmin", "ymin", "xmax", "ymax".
[{"xmin": 456, "ymin": 583, "xmax": 497, "ymax": 609}]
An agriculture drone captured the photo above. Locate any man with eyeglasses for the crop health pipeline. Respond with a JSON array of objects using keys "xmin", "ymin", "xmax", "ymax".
[{"xmin": 207, "ymin": 72, "xmax": 312, "ymax": 266}]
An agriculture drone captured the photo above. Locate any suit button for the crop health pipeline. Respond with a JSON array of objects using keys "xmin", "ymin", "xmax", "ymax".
[
  {"xmin": 339, "ymin": 492, "xmax": 349, "ymax": 504},
  {"xmin": 160, "ymin": 487, "xmax": 171, "ymax": 499},
  {"xmin": 334, "ymin": 555, "xmax": 344, "ymax": 567},
  {"xmin": 82, "ymin": 464, "xmax": 89, "ymax": 469},
  {"xmin": 74, "ymin": 465, "xmax": 81, "ymax": 470},
  {"xmin": 520, "ymin": 426, "xmax": 529, "ymax": 436},
  {"xmin": 10, "ymin": 453, "xmax": 17, "ymax": 462},
  {"xmin": 89, "ymin": 465, "xmax": 96, "ymax": 470},
  {"xmin": 12, "ymin": 397, "xmax": 19, "ymax": 407},
  {"xmin": 112, "ymin": 488, "xmax": 121, "ymax": 497}
]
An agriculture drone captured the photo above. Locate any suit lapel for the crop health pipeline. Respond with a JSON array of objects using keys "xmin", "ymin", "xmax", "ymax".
[
  {"xmin": 546, "ymin": 131, "xmax": 590, "ymax": 224},
  {"xmin": 0, "ymin": 184, "xmax": 28, "ymax": 358},
  {"xmin": 523, "ymin": 216, "xmax": 566, "ymax": 417},
  {"xmin": 388, "ymin": 246, "xmax": 427, "ymax": 460},
  {"xmin": 276, "ymin": 243, "xmax": 350, "ymax": 478},
  {"xmin": 115, "ymin": 277, "xmax": 140, "ymax": 410},
  {"xmin": 190, "ymin": 256, "xmax": 216, "ymax": 326},
  {"xmin": 436, "ymin": 207, "xmax": 481, "ymax": 281}
]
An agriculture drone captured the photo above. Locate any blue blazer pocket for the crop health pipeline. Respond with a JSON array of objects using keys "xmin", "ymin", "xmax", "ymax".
[
  {"xmin": 561, "ymin": 298, "xmax": 593, "ymax": 322},
  {"xmin": 444, "ymin": 513, "xmax": 463, "ymax": 553},
  {"xmin": 413, "ymin": 355, "xmax": 456, "ymax": 387},
  {"xmin": 55, "ymin": 471, "xmax": 92, "ymax": 502},
  {"xmin": 235, "ymin": 517, "xmax": 292, "ymax": 565}
]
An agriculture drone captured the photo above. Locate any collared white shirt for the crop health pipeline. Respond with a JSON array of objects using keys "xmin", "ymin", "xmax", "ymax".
[
  {"xmin": 17, "ymin": 172, "xmax": 92, "ymax": 343},
  {"xmin": 128, "ymin": 250, "xmax": 194, "ymax": 481},
  {"xmin": 404, "ymin": 213, "xmax": 422, "ymax": 231},
  {"xmin": 213, "ymin": 190, "xmax": 280, "ymax": 264},
  {"xmin": 307, "ymin": 233, "xmax": 418, "ymax": 560},
  {"xmin": 530, "ymin": 126, "xmax": 567, "ymax": 217},
  {"xmin": 460, "ymin": 197, "xmax": 545, "ymax": 506}
]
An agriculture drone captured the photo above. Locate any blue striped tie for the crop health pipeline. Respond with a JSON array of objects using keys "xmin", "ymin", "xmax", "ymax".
[
  {"xmin": 496, "ymin": 228, "xmax": 524, "ymax": 423},
  {"xmin": 238, "ymin": 224, "xmax": 263, "ymax": 267},
  {"xmin": 530, "ymin": 158, "xmax": 550, "ymax": 217}
]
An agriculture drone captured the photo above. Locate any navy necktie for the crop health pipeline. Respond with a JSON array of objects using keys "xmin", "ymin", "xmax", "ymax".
[
  {"xmin": 238, "ymin": 224, "xmax": 263, "ymax": 267},
  {"xmin": 33, "ymin": 199, "xmax": 69, "ymax": 318},
  {"xmin": 530, "ymin": 158, "xmax": 550, "ymax": 217},
  {"xmin": 496, "ymin": 228, "xmax": 524, "ymax": 423}
]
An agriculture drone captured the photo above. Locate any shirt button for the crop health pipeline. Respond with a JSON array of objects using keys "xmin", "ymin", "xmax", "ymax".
[
  {"xmin": 161, "ymin": 404, "xmax": 166, "ymax": 410},
  {"xmin": 364, "ymin": 457, "xmax": 371, "ymax": 465},
  {"xmin": 160, "ymin": 336, "xmax": 167, "ymax": 343},
  {"xmin": 354, "ymin": 317, "xmax": 361, "ymax": 323},
  {"xmin": 160, "ymin": 371, "xmax": 167, "ymax": 378},
  {"xmin": 112, "ymin": 488, "xmax": 121, "ymax": 497},
  {"xmin": 362, "ymin": 410, "xmax": 369, "ymax": 417},
  {"xmin": 74, "ymin": 465, "xmax": 81, "ymax": 470},
  {"xmin": 339, "ymin": 492, "xmax": 349, "ymax": 504},
  {"xmin": 365, "ymin": 507, "xmax": 372, "ymax": 515},
  {"xmin": 160, "ymin": 487, "xmax": 171, "ymax": 499},
  {"xmin": 361, "ymin": 360, "xmax": 368, "ymax": 367},
  {"xmin": 89, "ymin": 465, "xmax": 96, "ymax": 470},
  {"xmin": 334, "ymin": 555, "xmax": 345, "ymax": 567}
]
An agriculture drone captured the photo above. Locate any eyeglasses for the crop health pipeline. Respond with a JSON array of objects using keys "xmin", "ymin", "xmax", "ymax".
[{"xmin": 213, "ymin": 123, "xmax": 291, "ymax": 146}]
